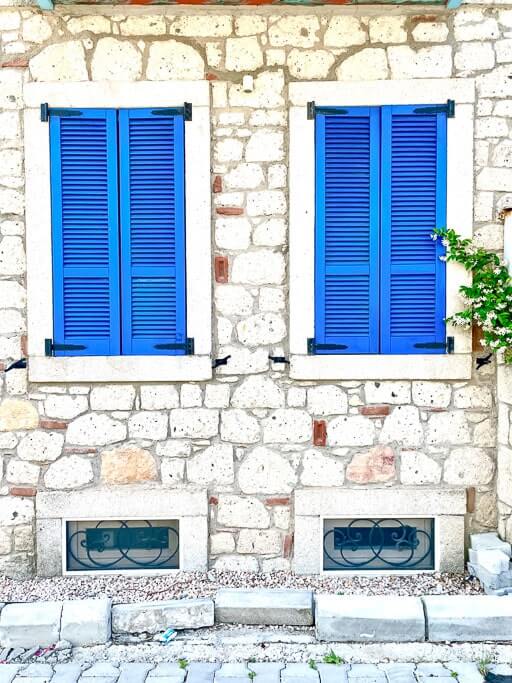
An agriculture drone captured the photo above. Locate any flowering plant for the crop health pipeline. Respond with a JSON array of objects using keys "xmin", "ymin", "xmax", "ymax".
[{"xmin": 432, "ymin": 227, "xmax": 512, "ymax": 363}]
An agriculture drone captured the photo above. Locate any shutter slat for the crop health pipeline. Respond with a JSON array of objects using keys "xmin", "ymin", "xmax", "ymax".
[
  {"xmin": 50, "ymin": 109, "xmax": 120, "ymax": 356},
  {"xmin": 380, "ymin": 105, "xmax": 447, "ymax": 354},
  {"xmin": 119, "ymin": 109, "xmax": 186, "ymax": 355},
  {"xmin": 314, "ymin": 108, "xmax": 380, "ymax": 354}
]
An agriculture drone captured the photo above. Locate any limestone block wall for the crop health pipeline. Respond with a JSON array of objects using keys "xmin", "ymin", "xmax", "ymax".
[{"xmin": 0, "ymin": 2, "xmax": 508, "ymax": 577}]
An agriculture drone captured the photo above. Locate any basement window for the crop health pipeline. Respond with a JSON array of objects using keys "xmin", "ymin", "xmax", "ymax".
[
  {"xmin": 323, "ymin": 518, "xmax": 435, "ymax": 571},
  {"xmin": 66, "ymin": 520, "xmax": 179, "ymax": 573}
]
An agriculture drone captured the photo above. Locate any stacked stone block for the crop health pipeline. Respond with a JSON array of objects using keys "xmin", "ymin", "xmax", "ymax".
[{"xmin": 0, "ymin": 3, "xmax": 509, "ymax": 576}]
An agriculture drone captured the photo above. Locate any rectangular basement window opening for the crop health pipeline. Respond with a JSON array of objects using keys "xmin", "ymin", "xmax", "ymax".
[
  {"xmin": 66, "ymin": 519, "xmax": 179, "ymax": 573},
  {"xmin": 323, "ymin": 518, "xmax": 435, "ymax": 571}
]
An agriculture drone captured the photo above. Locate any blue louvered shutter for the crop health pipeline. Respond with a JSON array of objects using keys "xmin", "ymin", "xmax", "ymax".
[
  {"xmin": 380, "ymin": 105, "xmax": 447, "ymax": 354},
  {"xmin": 118, "ymin": 109, "xmax": 186, "ymax": 355},
  {"xmin": 50, "ymin": 109, "xmax": 121, "ymax": 356},
  {"xmin": 314, "ymin": 108, "xmax": 380, "ymax": 354}
]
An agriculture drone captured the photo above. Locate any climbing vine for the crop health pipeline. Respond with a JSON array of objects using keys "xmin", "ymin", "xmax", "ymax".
[{"xmin": 432, "ymin": 227, "xmax": 512, "ymax": 363}]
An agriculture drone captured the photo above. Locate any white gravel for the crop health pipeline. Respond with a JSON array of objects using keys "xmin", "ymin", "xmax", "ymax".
[{"xmin": 0, "ymin": 570, "xmax": 482, "ymax": 604}]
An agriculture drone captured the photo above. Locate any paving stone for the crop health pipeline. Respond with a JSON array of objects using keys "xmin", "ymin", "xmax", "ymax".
[
  {"xmin": 13, "ymin": 678, "xmax": 50, "ymax": 683},
  {"xmin": 78, "ymin": 678, "xmax": 117, "ymax": 683},
  {"xmin": 348, "ymin": 665, "xmax": 384, "ymax": 680},
  {"xmin": 61, "ymin": 599, "xmax": 111, "ymax": 647},
  {"xmin": 147, "ymin": 665, "xmax": 185, "ymax": 681},
  {"xmin": 282, "ymin": 664, "xmax": 319, "ymax": 681},
  {"xmin": 18, "ymin": 667, "xmax": 52, "ymax": 679},
  {"xmin": 248, "ymin": 664, "xmax": 283, "ymax": 683},
  {"xmin": 0, "ymin": 667, "xmax": 23, "ymax": 683},
  {"xmin": 51, "ymin": 664, "xmax": 83, "ymax": 683},
  {"xmin": 424, "ymin": 595, "xmax": 512, "ymax": 641},
  {"xmin": 215, "ymin": 589, "xmax": 313, "ymax": 626},
  {"xmin": 112, "ymin": 599, "xmax": 213, "ymax": 635},
  {"xmin": 117, "ymin": 664, "xmax": 153, "ymax": 683},
  {"xmin": 416, "ymin": 664, "xmax": 451, "ymax": 677},
  {"xmin": 187, "ymin": 664, "xmax": 220, "ymax": 683},
  {"xmin": 444, "ymin": 662, "xmax": 483, "ymax": 683},
  {"xmin": 316, "ymin": 664, "xmax": 349, "ymax": 683},
  {"xmin": 379, "ymin": 664, "xmax": 415, "ymax": 683},
  {"xmin": 81, "ymin": 665, "xmax": 119, "ymax": 678},
  {"xmin": 489, "ymin": 666, "xmax": 512, "ymax": 675},
  {"xmin": 316, "ymin": 595, "xmax": 425, "ymax": 642},
  {"xmin": 0, "ymin": 603, "xmax": 62, "ymax": 648},
  {"xmin": 215, "ymin": 664, "xmax": 248, "ymax": 678}
]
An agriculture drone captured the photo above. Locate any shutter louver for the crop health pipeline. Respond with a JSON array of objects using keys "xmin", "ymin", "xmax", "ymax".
[
  {"xmin": 380, "ymin": 105, "xmax": 447, "ymax": 354},
  {"xmin": 119, "ymin": 109, "xmax": 186, "ymax": 355},
  {"xmin": 314, "ymin": 108, "xmax": 380, "ymax": 354},
  {"xmin": 50, "ymin": 109, "xmax": 120, "ymax": 356}
]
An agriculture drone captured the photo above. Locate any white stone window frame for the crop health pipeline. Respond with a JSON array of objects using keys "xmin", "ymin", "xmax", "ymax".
[
  {"xmin": 36, "ymin": 486, "xmax": 208, "ymax": 577},
  {"xmin": 24, "ymin": 81, "xmax": 212, "ymax": 383},
  {"xmin": 293, "ymin": 488, "xmax": 466, "ymax": 575},
  {"xmin": 289, "ymin": 78, "xmax": 476, "ymax": 381}
]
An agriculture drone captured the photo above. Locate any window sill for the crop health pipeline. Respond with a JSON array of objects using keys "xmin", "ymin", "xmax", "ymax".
[
  {"xmin": 29, "ymin": 355, "xmax": 213, "ymax": 383},
  {"xmin": 289, "ymin": 354, "xmax": 472, "ymax": 381}
]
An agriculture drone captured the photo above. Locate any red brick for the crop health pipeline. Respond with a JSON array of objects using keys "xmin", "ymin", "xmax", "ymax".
[
  {"xmin": 313, "ymin": 420, "xmax": 327, "ymax": 447},
  {"xmin": 21, "ymin": 334, "xmax": 28, "ymax": 357},
  {"xmin": 40, "ymin": 418, "xmax": 67, "ymax": 430},
  {"xmin": 467, "ymin": 486, "xmax": 476, "ymax": 513},
  {"xmin": 206, "ymin": 72, "xmax": 218, "ymax": 81},
  {"xmin": 0, "ymin": 362, "xmax": 4, "ymax": 372},
  {"xmin": 64, "ymin": 446, "xmax": 97, "ymax": 455},
  {"xmin": 209, "ymin": 495, "xmax": 219, "ymax": 506},
  {"xmin": 10, "ymin": 486, "xmax": 37, "ymax": 497},
  {"xmin": 359, "ymin": 405, "xmax": 390, "ymax": 417},
  {"xmin": 265, "ymin": 497, "xmax": 290, "ymax": 507},
  {"xmin": 213, "ymin": 175, "xmax": 222, "ymax": 193},
  {"xmin": 215, "ymin": 255, "xmax": 229, "ymax": 283},
  {"xmin": 1, "ymin": 57, "xmax": 29, "ymax": 68},
  {"xmin": 216, "ymin": 207, "xmax": 243, "ymax": 216},
  {"xmin": 283, "ymin": 533, "xmax": 294, "ymax": 558}
]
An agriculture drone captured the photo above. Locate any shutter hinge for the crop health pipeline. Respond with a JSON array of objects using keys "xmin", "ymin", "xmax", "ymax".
[
  {"xmin": 151, "ymin": 103, "xmax": 192, "ymax": 121},
  {"xmin": 308, "ymin": 338, "xmax": 348, "ymax": 354},
  {"xmin": 269, "ymin": 355, "xmax": 290, "ymax": 365},
  {"xmin": 213, "ymin": 354, "xmax": 231, "ymax": 369},
  {"xmin": 154, "ymin": 337, "xmax": 195, "ymax": 354},
  {"xmin": 307, "ymin": 102, "xmax": 349, "ymax": 119},
  {"xmin": 307, "ymin": 101, "xmax": 315, "ymax": 120},
  {"xmin": 40, "ymin": 104, "xmax": 83, "ymax": 122},
  {"xmin": 45, "ymin": 338, "xmax": 86, "ymax": 356},
  {"xmin": 413, "ymin": 100, "xmax": 455, "ymax": 118},
  {"xmin": 414, "ymin": 336, "xmax": 454, "ymax": 353}
]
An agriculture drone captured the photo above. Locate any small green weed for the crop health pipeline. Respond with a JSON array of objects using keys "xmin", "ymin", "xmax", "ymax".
[
  {"xmin": 477, "ymin": 658, "xmax": 492, "ymax": 676},
  {"xmin": 308, "ymin": 660, "xmax": 317, "ymax": 670},
  {"xmin": 248, "ymin": 671, "xmax": 257, "ymax": 681},
  {"xmin": 323, "ymin": 650, "xmax": 344, "ymax": 665},
  {"xmin": 178, "ymin": 659, "xmax": 188, "ymax": 670}
]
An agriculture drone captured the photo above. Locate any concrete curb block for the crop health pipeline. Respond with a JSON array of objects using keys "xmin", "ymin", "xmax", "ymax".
[{"xmin": 2, "ymin": 591, "xmax": 512, "ymax": 648}]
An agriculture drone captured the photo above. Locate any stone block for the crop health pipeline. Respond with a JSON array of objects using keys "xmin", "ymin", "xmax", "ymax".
[
  {"xmin": 0, "ymin": 601, "xmax": 62, "ymax": 647},
  {"xmin": 215, "ymin": 589, "xmax": 313, "ymax": 625},
  {"xmin": 468, "ymin": 549, "xmax": 510, "ymax": 575},
  {"xmin": 470, "ymin": 532, "xmax": 512, "ymax": 556},
  {"xmin": 60, "ymin": 598, "xmax": 111, "ymax": 646},
  {"xmin": 112, "ymin": 598, "xmax": 214, "ymax": 635},
  {"xmin": 315, "ymin": 595, "xmax": 425, "ymax": 642},
  {"xmin": 424, "ymin": 596, "xmax": 512, "ymax": 641}
]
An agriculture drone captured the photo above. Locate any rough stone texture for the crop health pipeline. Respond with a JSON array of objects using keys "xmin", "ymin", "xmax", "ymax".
[
  {"xmin": 66, "ymin": 414, "xmax": 126, "ymax": 446},
  {"xmin": 316, "ymin": 595, "xmax": 425, "ymax": 642},
  {"xmin": 112, "ymin": 599, "xmax": 214, "ymax": 635},
  {"xmin": 215, "ymin": 589, "xmax": 313, "ymax": 625},
  {"xmin": 101, "ymin": 446, "xmax": 158, "ymax": 485},
  {"xmin": 147, "ymin": 40, "xmax": 204, "ymax": 80},
  {"xmin": 0, "ymin": 601, "xmax": 61, "ymax": 647},
  {"xmin": 44, "ymin": 455, "xmax": 94, "ymax": 490},
  {"xmin": 424, "ymin": 596, "xmax": 512, "ymax": 642},
  {"xmin": 60, "ymin": 598, "xmax": 111, "ymax": 647},
  {"xmin": 238, "ymin": 446, "xmax": 297, "ymax": 493},
  {"xmin": 0, "ymin": 400, "xmax": 38, "ymax": 432},
  {"xmin": 346, "ymin": 445, "xmax": 396, "ymax": 484},
  {"xmin": 17, "ymin": 431, "xmax": 64, "ymax": 463}
]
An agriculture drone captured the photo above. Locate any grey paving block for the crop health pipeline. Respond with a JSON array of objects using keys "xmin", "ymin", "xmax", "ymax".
[
  {"xmin": 215, "ymin": 589, "xmax": 313, "ymax": 626},
  {"xmin": 0, "ymin": 666, "xmax": 23, "ymax": 683},
  {"xmin": 282, "ymin": 664, "xmax": 319, "ymax": 681},
  {"xmin": 416, "ymin": 665, "xmax": 450, "ymax": 677},
  {"xmin": 0, "ymin": 603, "xmax": 62, "ymax": 648},
  {"xmin": 147, "ymin": 665, "xmax": 185, "ymax": 681},
  {"xmin": 18, "ymin": 666, "xmax": 53, "ymax": 679},
  {"xmin": 80, "ymin": 665, "xmax": 119, "ymax": 679},
  {"xmin": 61, "ymin": 599, "xmax": 111, "ymax": 647},
  {"xmin": 78, "ymin": 678, "xmax": 117, "ymax": 683},
  {"xmin": 316, "ymin": 595, "xmax": 425, "ymax": 642},
  {"xmin": 349, "ymin": 665, "xmax": 383, "ymax": 678},
  {"xmin": 215, "ymin": 665, "xmax": 248, "ymax": 678},
  {"xmin": 51, "ymin": 664, "xmax": 83, "ymax": 683},
  {"xmin": 186, "ymin": 663, "xmax": 220, "ymax": 683},
  {"xmin": 444, "ymin": 663, "xmax": 483, "ymax": 683},
  {"xmin": 117, "ymin": 664, "xmax": 153, "ymax": 683},
  {"xmin": 423, "ymin": 595, "xmax": 512, "ymax": 642},
  {"xmin": 112, "ymin": 599, "xmax": 213, "ymax": 636},
  {"xmin": 380, "ymin": 664, "xmax": 415, "ymax": 683},
  {"xmin": 13, "ymin": 678, "xmax": 52, "ymax": 683},
  {"xmin": 317, "ymin": 663, "xmax": 349, "ymax": 683}
]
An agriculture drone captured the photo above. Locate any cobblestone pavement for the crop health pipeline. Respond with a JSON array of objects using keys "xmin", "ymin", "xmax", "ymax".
[{"xmin": 1, "ymin": 661, "xmax": 512, "ymax": 683}]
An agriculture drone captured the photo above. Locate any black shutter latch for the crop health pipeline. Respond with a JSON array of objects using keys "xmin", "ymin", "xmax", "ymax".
[
  {"xmin": 413, "ymin": 100, "xmax": 455, "ymax": 118},
  {"xmin": 213, "ymin": 354, "xmax": 231, "ymax": 369},
  {"xmin": 154, "ymin": 338, "xmax": 195, "ymax": 354},
  {"xmin": 414, "ymin": 336, "xmax": 454, "ymax": 353},
  {"xmin": 308, "ymin": 338, "xmax": 348, "ymax": 354},
  {"xmin": 45, "ymin": 338, "xmax": 86, "ymax": 356}
]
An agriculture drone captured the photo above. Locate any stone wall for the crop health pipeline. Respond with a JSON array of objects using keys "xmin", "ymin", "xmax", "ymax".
[{"xmin": 0, "ymin": 1, "xmax": 508, "ymax": 576}]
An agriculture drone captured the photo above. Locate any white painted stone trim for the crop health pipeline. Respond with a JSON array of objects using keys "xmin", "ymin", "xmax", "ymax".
[
  {"xmin": 293, "ymin": 487, "xmax": 466, "ymax": 575},
  {"xmin": 24, "ymin": 81, "xmax": 212, "ymax": 383},
  {"xmin": 289, "ymin": 79, "xmax": 475, "ymax": 380},
  {"xmin": 504, "ymin": 210, "xmax": 512, "ymax": 277},
  {"xmin": 36, "ymin": 486, "xmax": 208, "ymax": 576}
]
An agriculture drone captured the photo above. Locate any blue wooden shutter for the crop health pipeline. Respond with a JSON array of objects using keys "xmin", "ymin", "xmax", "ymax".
[
  {"xmin": 118, "ymin": 109, "xmax": 186, "ymax": 355},
  {"xmin": 50, "ymin": 109, "xmax": 120, "ymax": 356},
  {"xmin": 380, "ymin": 105, "xmax": 447, "ymax": 354},
  {"xmin": 314, "ymin": 107, "xmax": 380, "ymax": 354}
]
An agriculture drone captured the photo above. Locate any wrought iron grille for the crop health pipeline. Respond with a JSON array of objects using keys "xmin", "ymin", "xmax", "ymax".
[
  {"xmin": 66, "ymin": 519, "xmax": 179, "ymax": 572},
  {"xmin": 323, "ymin": 517, "xmax": 435, "ymax": 571}
]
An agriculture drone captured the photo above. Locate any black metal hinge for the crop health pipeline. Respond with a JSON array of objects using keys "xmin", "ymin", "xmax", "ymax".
[
  {"xmin": 307, "ymin": 102, "xmax": 348, "ymax": 119},
  {"xmin": 269, "ymin": 355, "xmax": 290, "ymax": 365},
  {"xmin": 154, "ymin": 338, "xmax": 195, "ymax": 354},
  {"xmin": 308, "ymin": 338, "xmax": 348, "ymax": 355},
  {"xmin": 45, "ymin": 338, "xmax": 86, "ymax": 356},
  {"xmin": 414, "ymin": 100, "xmax": 455, "ymax": 118},
  {"xmin": 414, "ymin": 336, "xmax": 454, "ymax": 353},
  {"xmin": 213, "ymin": 354, "xmax": 231, "ymax": 369},
  {"xmin": 307, "ymin": 101, "xmax": 316, "ymax": 120},
  {"xmin": 151, "ymin": 103, "xmax": 192, "ymax": 121},
  {"xmin": 40, "ymin": 103, "xmax": 83, "ymax": 122}
]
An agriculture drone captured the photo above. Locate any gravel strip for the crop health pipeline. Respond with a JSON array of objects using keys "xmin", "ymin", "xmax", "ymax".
[{"xmin": 0, "ymin": 570, "xmax": 482, "ymax": 604}]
